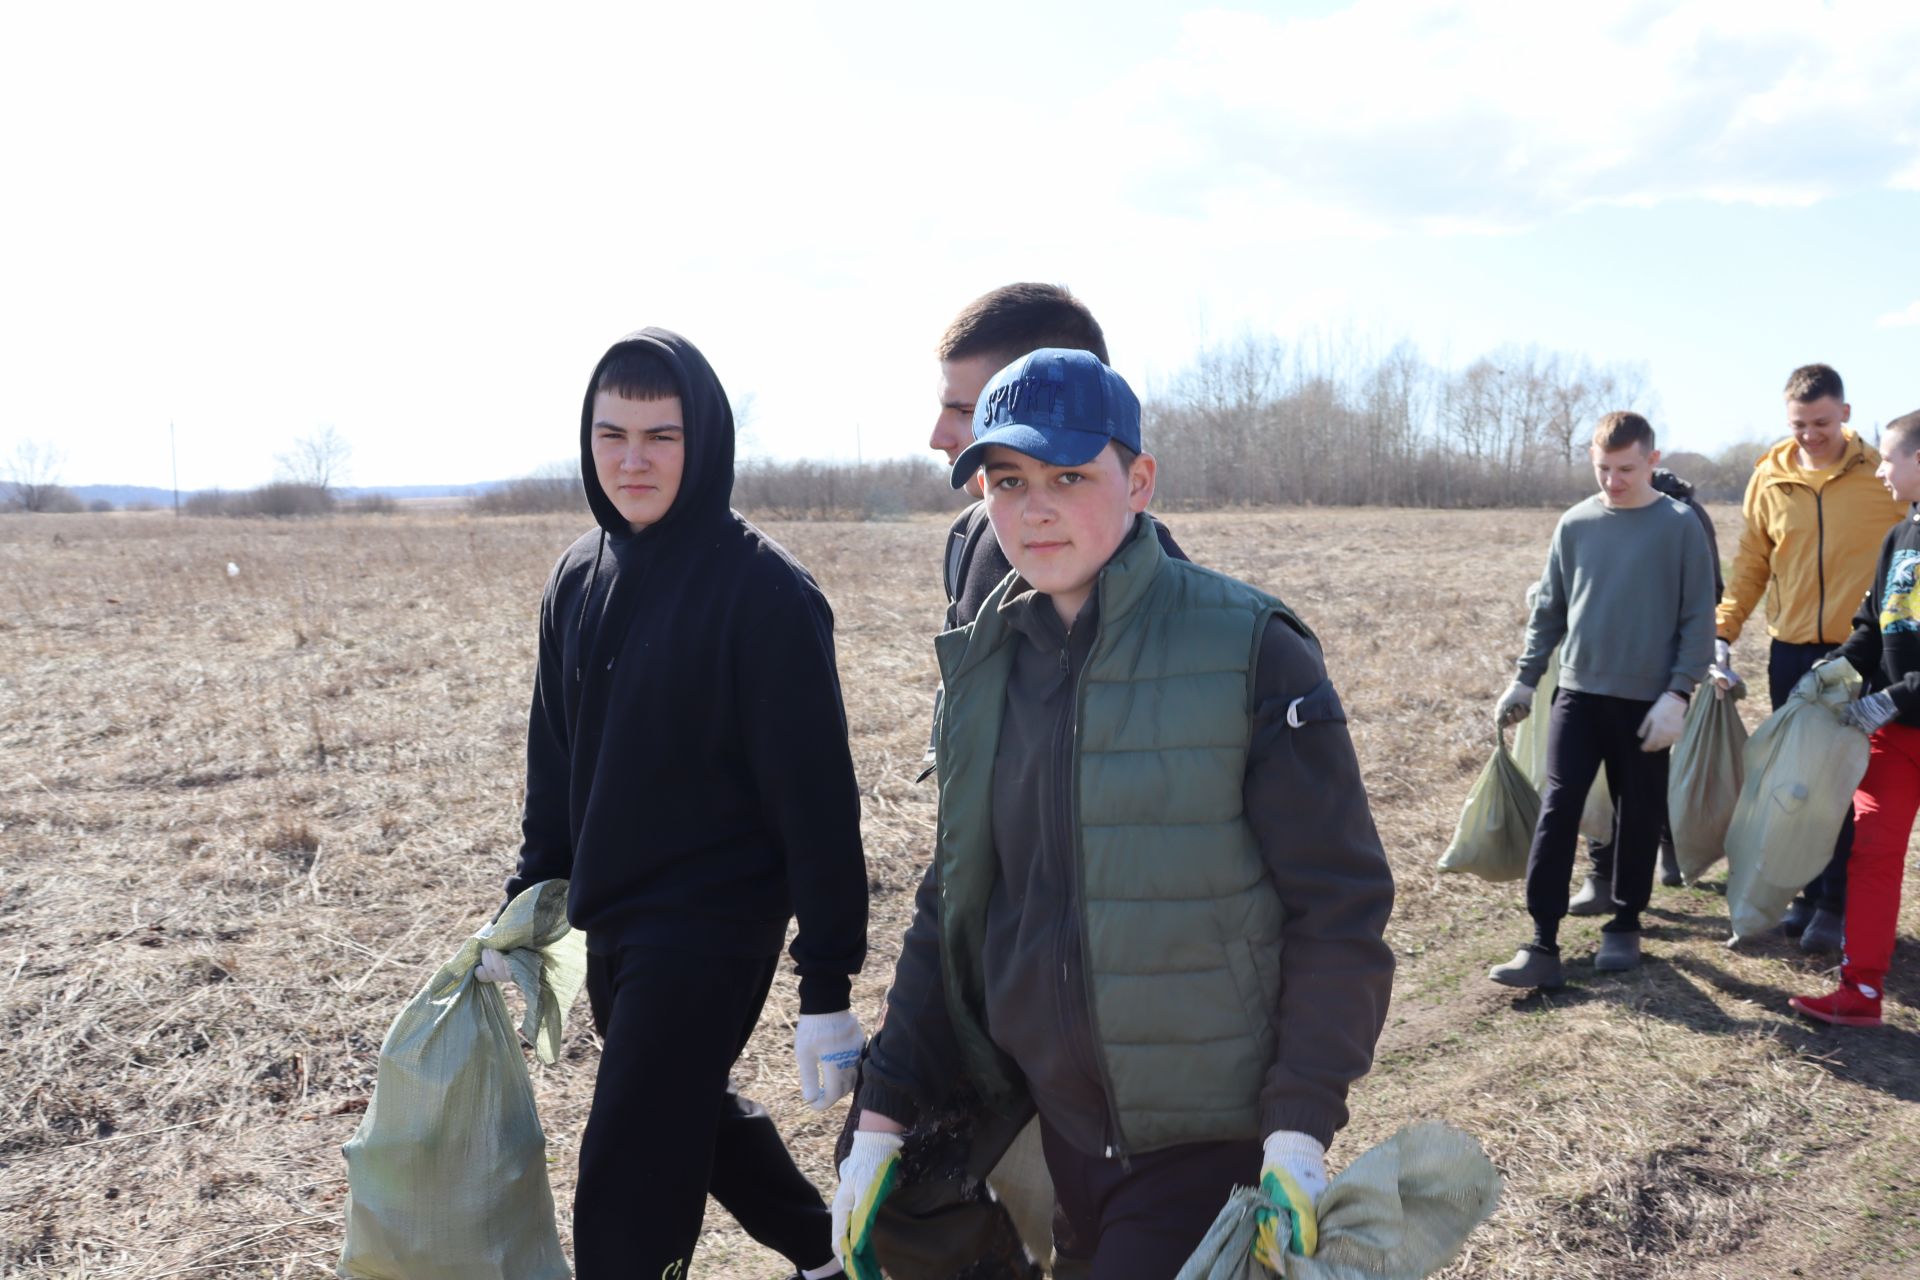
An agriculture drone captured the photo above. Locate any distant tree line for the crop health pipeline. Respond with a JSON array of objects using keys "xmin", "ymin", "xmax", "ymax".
[
  {"xmin": 2, "ymin": 344, "xmax": 1807, "ymax": 520},
  {"xmin": 1144, "ymin": 334, "xmax": 1708, "ymax": 510}
]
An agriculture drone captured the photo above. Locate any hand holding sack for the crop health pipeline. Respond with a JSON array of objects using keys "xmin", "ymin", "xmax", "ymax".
[
  {"xmin": 1492, "ymin": 681, "xmax": 1534, "ymax": 729},
  {"xmin": 1842, "ymin": 689, "xmax": 1898, "ymax": 735},
  {"xmin": 1178, "ymin": 1121, "xmax": 1501, "ymax": 1279},
  {"xmin": 794, "ymin": 1009, "xmax": 865, "ymax": 1110},
  {"xmin": 832, "ymin": 1129, "xmax": 903, "ymax": 1280},
  {"xmin": 1252, "ymin": 1131, "xmax": 1327, "ymax": 1268},
  {"xmin": 1710, "ymin": 638, "xmax": 1741, "ymax": 697}
]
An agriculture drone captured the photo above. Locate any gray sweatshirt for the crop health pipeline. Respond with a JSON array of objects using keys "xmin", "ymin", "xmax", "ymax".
[{"xmin": 1517, "ymin": 494, "xmax": 1716, "ymax": 702}]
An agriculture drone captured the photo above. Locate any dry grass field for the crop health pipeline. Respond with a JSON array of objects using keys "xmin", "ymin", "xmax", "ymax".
[{"xmin": 5, "ymin": 506, "xmax": 1920, "ymax": 1279}]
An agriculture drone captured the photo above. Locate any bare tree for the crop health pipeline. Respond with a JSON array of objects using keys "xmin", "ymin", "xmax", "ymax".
[
  {"xmin": 4, "ymin": 441, "xmax": 76, "ymax": 513},
  {"xmin": 276, "ymin": 426, "xmax": 352, "ymax": 493}
]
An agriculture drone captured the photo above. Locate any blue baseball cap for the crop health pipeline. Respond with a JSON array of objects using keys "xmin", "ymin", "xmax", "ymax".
[{"xmin": 949, "ymin": 348, "xmax": 1143, "ymax": 490}]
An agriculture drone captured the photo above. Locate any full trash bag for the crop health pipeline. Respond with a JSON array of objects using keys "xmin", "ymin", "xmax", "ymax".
[
  {"xmin": 1437, "ymin": 730, "xmax": 1538, "ymax": 882},
  {"xmin": 1176, "ymin": 1121, "xmax": 1501, "ymax": 1280},
  {"xmin": 1513, "ymin": 650, "xmax": 1613, "ymax": 843},
  {"xmin": 340, "ymin": 878, "xmax": 587, "ymax": 1280},
  {"xmin": 1724, "ymin": 662, "xmax": 1871, "ymax": 942},
  {"xmin": 1667, "ymin": 681, "xmax": 1749, "ymax": 883}
]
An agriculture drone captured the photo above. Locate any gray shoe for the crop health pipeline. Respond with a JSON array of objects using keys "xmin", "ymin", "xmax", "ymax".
[
  {"xmin": 1490, "ymin": 947, "xmax": 1564, "ymax": 989},
  {"xmin": 1567, "ymin": 875, "xmax": 1611, "ymax": 916},
  {"xmin": 1781, "ymin": 897, "xmax": 1815, "ymax": 937},
  {"xmin": 1799, "ymin": 907, "xmax": 1844, "ymax": 953},
  {"xmin": 1594, "ymin": 930, "xmax": 1643, "ymax": 971}
]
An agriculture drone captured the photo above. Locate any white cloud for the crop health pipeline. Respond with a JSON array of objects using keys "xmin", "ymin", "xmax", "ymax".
[
  {"xmin": 1879, "ymin": 300, "xmax": 1920, "ymax": 328},
  {"xmin": 1087, "ymin": 0, "xmax": 1920, "ymax": 234}
]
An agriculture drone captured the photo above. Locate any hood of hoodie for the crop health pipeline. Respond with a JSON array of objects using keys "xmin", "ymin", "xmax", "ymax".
[
  {"xmin": 579, "ymin": 328, "xmax": 736, "ymax": 544},
  {"xmin": 1650, "ymin": 468, "xmax": 1694, "ymax": 503},
  {"xmin": 1754, "ymin": 429, "xmax": 1879, "ymax": 491}
]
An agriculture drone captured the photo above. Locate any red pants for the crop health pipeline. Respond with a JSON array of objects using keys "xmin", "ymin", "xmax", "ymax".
[{"xmin": 1844, "ymin": 722, "xmax": 1920, "ymax": 991}]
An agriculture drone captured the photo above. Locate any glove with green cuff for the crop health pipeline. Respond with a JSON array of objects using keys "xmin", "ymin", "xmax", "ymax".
[
  {"xmin": 1251, "ymin": 1129, "xmax": 1327, "ymax": 1270},
  {"xmin": 832, "ymin": 1128, "xmax": 903, "ymax": 1280}
]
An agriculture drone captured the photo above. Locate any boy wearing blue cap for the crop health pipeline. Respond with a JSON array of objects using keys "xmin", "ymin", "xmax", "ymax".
[{"xmin": 832, "ymin": 351, "xmax": 1396, "ymax": 1278}]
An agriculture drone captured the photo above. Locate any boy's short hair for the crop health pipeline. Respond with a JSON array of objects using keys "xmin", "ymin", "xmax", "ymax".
[
  {"xmin": 595, "ymin": 344, "xmax": 680, "ymax": 402},
  {"xmin": 1592, "ymin": 411, "xmax": 1656, "ymax": 453},
  {"xmin": 1883, "ymin": 410, "xmax": 1920, "ymax": 453},
  {"xmin": 938, "ymin": 283, "xmax": 1109, "ymax": 369},
  {"xmin": 1784, "ymin": 363, "xmax": 1845, "ymax": 404}
]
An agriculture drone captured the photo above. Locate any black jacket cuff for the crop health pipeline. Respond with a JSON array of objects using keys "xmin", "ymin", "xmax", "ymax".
[{"xmin": 798, "ymin": 973, "xmax": 852, "ymax": 1016}]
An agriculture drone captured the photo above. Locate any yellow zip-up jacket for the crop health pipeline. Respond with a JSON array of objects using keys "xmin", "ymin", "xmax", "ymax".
[{"xmin": 1717, "ymin": 431, "xmax": 1907, "ymax": 646}]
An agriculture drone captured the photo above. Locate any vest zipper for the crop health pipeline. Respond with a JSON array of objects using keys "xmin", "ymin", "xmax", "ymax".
[{"xmin": 1068, "ymin": 622, "xmax": 1131, "ymax": 1168}]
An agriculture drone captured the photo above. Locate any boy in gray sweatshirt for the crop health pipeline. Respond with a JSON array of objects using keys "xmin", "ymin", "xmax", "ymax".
[{"xmin": 1490, "ymin": 411, "xmax": 1716, "ymax": 988}]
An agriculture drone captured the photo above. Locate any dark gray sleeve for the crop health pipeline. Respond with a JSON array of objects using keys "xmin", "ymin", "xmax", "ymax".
[
  {"xmin": 1670, "ymin": 512, "xmax": 1716, "ymax": 694},
  {"xmin": 855, "ymin": 860, "xmax": 964, "ymax": 1124},
  {"xmin": 1246, "ymin": 618, "xmax": 1396, "ymax": 1147},
  {"xmin": 506, "ymin": 570, "xmax": 575, "ymax": 904},
  {"xmin": 1515, "ymin": 529, "xmax": 1567, "ymax": 688}
]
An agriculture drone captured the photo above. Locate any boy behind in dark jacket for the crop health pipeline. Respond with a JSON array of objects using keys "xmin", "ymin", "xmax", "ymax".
[
  {"xmin": 833, "ymin": 349, "xmax": 1395, "ymax": 1279},
  {"xmin": 482, "ymin": 329, "xmax": 869, "ymax": 1279},
  {"xmin": 1791, "ymin": 408, "xmax": 1920, "ymax": 1027}
]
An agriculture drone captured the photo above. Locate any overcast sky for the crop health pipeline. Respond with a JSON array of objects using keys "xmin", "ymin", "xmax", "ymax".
[{"xmin": 5, "ymin": 0, "xmax": 1917, "ymax": 491}]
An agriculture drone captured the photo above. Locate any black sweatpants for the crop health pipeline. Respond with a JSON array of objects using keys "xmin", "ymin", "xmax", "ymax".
[
  {"xmin": 1769, "ymin": 640, "xmax": 1853, "ymax": 911},
  {"xmin": 575, "ymin": 945, "xmax": 831, "ymax": 1278},
  {"xmin": 1039, "ymin": 1114, "xmax": 1258, "ymax": 1279},
  {"xmin": 1527, "ymin": 689, "xmax": 1670, "ymax": 944}
]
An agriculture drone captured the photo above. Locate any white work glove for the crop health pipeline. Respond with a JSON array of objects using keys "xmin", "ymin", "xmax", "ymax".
[
  {"xmin": 795, "ymin": 1009, "xmax": 865, "ymax": 1110},
  {"xmin": 473, "ymin": 947, "xmax": 513, "ymax": 984},
  {"xmin": 1842, "ymin": 689, "xmax": 1899, "ymax": 736},
  {"xmin": 1638, "ymin": 691, "xmax": 1688, "ymax": 752},
  {"xmin": 1252, "ymin": 1129, "xmax": 1328, "ymax": 1267},
  {"xmin": 1494, "ymin": 681, "xmax": 1535, "ymax": 729},
  {"xmin": 832, "ymin": 1128, "xmax": 903, "ymax": 1279},
  {"xmin": 1709, "ymin": 638, "xmax": 1741, "ymax": 698}
]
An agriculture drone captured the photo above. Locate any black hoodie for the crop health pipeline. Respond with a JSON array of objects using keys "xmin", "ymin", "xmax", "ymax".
[{"xmin": 504, "ymin": 328, "xmax": 867, "ymax": 1013}]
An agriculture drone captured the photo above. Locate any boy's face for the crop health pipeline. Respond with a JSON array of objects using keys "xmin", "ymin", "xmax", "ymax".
[
  {"xmin": 1788, "ymin": 394, "xmax": 1851, "ymax": 468},
  {"xmin": 1875, "ymin": 433, "xmax": 1920, "ymax": 503},
  {"xmin": 1590, "ymin": 441, "xmax": 1661, "ymax": 508},
  {"xmin": 590, "ymin": 391, "xmax": 685, "ymax": 531},
  {"xmin": 979, "ymin": 442, "xmax": 1155, "ymax": 622},
  {"xmin": 933, "ymin": 353, "xmax": 1007, "ymax": 498}
]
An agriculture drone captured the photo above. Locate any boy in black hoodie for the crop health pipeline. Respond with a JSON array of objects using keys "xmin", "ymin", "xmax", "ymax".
[{"xmin": 482, "ymin": 329, "xmax": 869, "ymax": 1278}]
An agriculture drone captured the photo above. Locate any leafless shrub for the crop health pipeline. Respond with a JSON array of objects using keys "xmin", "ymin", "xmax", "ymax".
[{"xmin": 471, "ymin": 466, "xmax": 586, "ymax": 516}]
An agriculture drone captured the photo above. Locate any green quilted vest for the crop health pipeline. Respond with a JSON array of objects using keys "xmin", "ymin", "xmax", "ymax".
[{"xmin": 933, "ymin": 516, "xmax": 1306, "ymax": 1155}]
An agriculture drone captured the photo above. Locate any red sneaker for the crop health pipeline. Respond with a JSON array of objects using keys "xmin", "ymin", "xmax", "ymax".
[{"xmin": 1789, "ymin": 983, "xmax": 1883, "ymax": 1027}]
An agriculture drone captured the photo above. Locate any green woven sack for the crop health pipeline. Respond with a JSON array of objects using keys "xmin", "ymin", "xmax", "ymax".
[
  {"xmin": 1438, "ymin": 731, "xmax": 1538, "ymax": 883},
  {"xmin": 1667, "ymin": 682, "xmax": 1748, "ymax": 883},
  {"xmin": 339, "ymin": 879, "xmax": 587, "ymax": 1280},
  {"xmin": 1725, "ymin": 663, "xmax": 1870, "ymax": 942},
  {"xmin": 1176, "ymin": 1121, "xmax": 1501, "ymax": 1279}
]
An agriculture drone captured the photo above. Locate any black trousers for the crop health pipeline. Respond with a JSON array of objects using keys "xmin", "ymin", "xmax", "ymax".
[
  {"xmin": 1769, "ymin": 640, "xmax": 1853, "ymax": 911},
  {"xmin": 575, "ymin": 945, "xmax": 831, "ymax": 1278},
  {"xmin": 1527, "ymin": 689, "xmax": 1670, "ymax": 939},
  {"xmin": 1040, "ymin": 1115, "xmax": 1258, "ymax": 1279}
]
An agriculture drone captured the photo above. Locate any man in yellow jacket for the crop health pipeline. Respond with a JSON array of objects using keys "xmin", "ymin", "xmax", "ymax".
[{"xmin": 1715, "ymin": 364, "xmax": 1906, "ymax": 949}]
